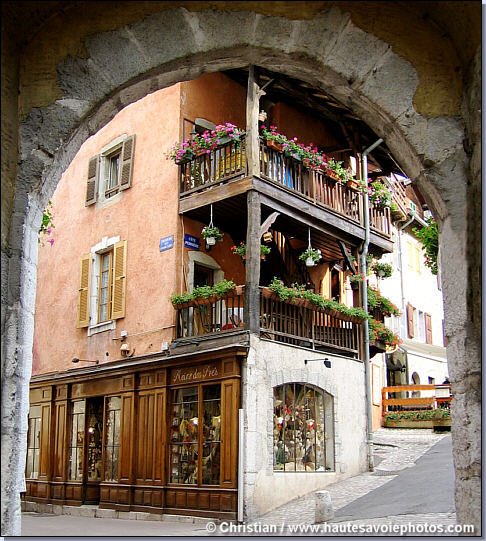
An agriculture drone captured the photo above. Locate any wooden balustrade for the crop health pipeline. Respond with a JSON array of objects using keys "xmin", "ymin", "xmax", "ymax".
[
  {"xmin": 382, "ymin": 384, "xmax": 452, "ymax": 416},
  {"xmin": 174, "ymin": 286, "xmax": 361, "ymax": 357},
  {"xmin": 370, "ymin": 204, "xmax": 391, "ymax": 238},
  {"xmin": 311, "ymin": 169, "xmax": 362, "ymax": 223},
  {"xmin": 178, "ymin": 138, "xmax": 391, "ymax": 239},
  {"xmin": 259, "ymin": 288, "xmax": 360, "ymax": 356},
  {"xmin": 179, "ymin": 138, "xmax": 247, "ymax": 195},
  {"xmin": 175, "ymin": 289, "xmax": 245, "ymax": 338}
]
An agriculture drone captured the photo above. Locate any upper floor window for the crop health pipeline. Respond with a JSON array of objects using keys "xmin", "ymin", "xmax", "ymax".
[
  {"xmin": 77, "ymin": 238, "xmax": 127, "ymax": 333},
  {"xmin": 407, "ymin": 239, "xmax": 421, "ymax": 274},
  {"xmin": 273, "ymin": 383, "xmax": 334, "ymax": 472},
  {"xmin": 85, "ymin": 135, "xmax": 136, "ymax": 206},
  {"xmin": 406, "ymin": 303, "xmax": 432, "ymax": 344}
]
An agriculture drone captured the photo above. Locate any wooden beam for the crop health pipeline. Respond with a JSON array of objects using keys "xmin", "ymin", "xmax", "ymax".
[
  {"xmin": 179, "ymin": 177, "xmax": 253, "ymax": 214},
  {"xmin": 246, "ymin": 66, "xmax": 264, "ymax": 178},
  {"xmin": 245, "ymin": 191, "xmax": 261, "ymax": 333}
]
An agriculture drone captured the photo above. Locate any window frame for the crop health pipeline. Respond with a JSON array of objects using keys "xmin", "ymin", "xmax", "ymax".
[
  {"xmin": 26, "ymin": 405, "xmax": 42, "ymax": 480},
  {"xmin": 273, "ymin": 382, "xmax": 335, "ymax": 473}
]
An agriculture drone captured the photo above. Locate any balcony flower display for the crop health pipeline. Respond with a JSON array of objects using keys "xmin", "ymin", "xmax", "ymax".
[
  {"xmin": 369, "ymin": 319, "xmax": 402, "ymax": 350},
  {"xmin": 267, "ymin": 278, "xmax": 368, "ymax": 322},
  {"xmin": 171, "ymin": 280, "xmax": 238, "ymax": 307},
  {"xmin": 201, "ymin": 225, "xmax": 223, "ymax": 245},
  {"xmin": 260, "ymin": 126, "xmax": 357, "ymax": 183},
  {"xmin": 231, "ymin": 242, "xmax": 271, "ymax": 259},
  {"xmin": 368, "ymin": 179, "xmax": 393, "ymax": 209},
  {"xmin": 349, "ymin": 273, "xmax": 366, "ymax": 290},
  {"xmin": 367, "ymin": 287, "xmax": 401, "ymax": 317},
  {"xmin": 298, "ymin": 247, "xmax": 321, "ymax": 267},
  {"xmin": 168, "ymin": 123, "xmax": 245, "ymax": 164}
]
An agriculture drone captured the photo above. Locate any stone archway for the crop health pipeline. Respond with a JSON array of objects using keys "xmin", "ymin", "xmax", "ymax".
[{"xmin": 2, "ymin": 4, "xmax": 480, "ymax": 535}]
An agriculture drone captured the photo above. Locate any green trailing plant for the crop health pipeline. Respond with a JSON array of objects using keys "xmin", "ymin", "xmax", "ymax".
[
  {"xmin": 201, "ymin": 225, "xmax": 223, "ymax": 241},
  {"xmin": 349, "ymin": 273, "xmax": 366, "ymax": 284},
  {"xmin": 267, "ymin": 278, "xmax": 368, "ymax": 321},
  {"xmin": 368, "ymin": 319, "xmax": 402, "ymax": 348},
  {"xmin": 324, "ymin": 158, "xmax": 355, "ymax": 183},
  {"xmin": 170, "ymin": 292, "xmax": 194, "ymax": 305},
  {"xmin": 372, "ymin": 261, "xmax": 393, "ymax": 279},
  {"xmin": 413, "ymin": 217, "xmax": 439, "ymax": 275},
  {"xmin": 385, "ymin": 409, "xmax": 450, "ymax": 422},
  {"xmin": 212, "ymin": 279, "xmax": 237, "ymax": 297},
  {"xmin": 367, "ymin": 287, "xmax": 400, "ymax": 317},
  {"xmin": 299, "ymin": 247, "xmax": 321, "ymax": 264},
  {"xmin": 170, "ymin": 280, "xmax": 237, "ymax": 306},
  {"xmin": 231, "ymin": 242, "xmax": 270, "ymax": 257}
]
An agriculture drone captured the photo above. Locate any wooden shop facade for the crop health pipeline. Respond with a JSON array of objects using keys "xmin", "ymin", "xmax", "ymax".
[{"xmin": 25, "ymin": 346, "xmax": 244, "ymax": 519}]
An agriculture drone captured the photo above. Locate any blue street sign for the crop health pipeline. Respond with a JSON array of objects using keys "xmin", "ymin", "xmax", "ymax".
[
  {"xmin": 184, "ymin": 234, "xmax": 200, "ymax": 250},
  {"xmin": 159, "ymin": 235, "xmax": 174, "ymax": 252}
]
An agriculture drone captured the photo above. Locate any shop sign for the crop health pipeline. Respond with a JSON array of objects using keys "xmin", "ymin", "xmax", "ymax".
[
  {"xmin": 159, "ymin": 235, "xmax": 174, "ymax": 252},
  {"xmin": 184, "ymin": 234, "xmax": 200, "ymax": 250},
  {"xmin": 171, "ymin": 364, "xmax": 219, "ymax": 385}
]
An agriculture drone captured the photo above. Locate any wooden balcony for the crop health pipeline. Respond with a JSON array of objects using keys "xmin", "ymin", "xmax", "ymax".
[
  {"xmin": 178, "ymin": 138, "xmax": 392, "ymax": 241},
  {"xmin": 174, "ymin": 286, "xmax": 361, "ymax": 357}
]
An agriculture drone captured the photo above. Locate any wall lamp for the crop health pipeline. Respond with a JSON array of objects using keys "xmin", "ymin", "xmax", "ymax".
[
  {"xmin": 304, "ymin": 358, "xmax": 331, "ymax": 368},
  {"xmin": 72, "ymin": 357, "xmax": 99, "ymax": 365}
]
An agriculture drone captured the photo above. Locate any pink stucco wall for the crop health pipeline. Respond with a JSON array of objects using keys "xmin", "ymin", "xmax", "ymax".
[{"xmin": 33, "ymin": 84, "xmax": 183, "ymax": 374}]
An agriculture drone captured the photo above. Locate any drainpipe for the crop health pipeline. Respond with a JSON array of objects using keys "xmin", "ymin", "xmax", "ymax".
[{"xmin": 360, "ymin": 137, "xmax": 383, "ymax": 472}]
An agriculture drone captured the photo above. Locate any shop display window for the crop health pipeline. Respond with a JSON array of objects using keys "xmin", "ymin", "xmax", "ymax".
[
  {"xmin": 68, "ymin": 400, "xmax": 85, "ymax": 481},
  {"xmin": 26, "ymin": 405, "xmax": 41, "ymax": 479},
  {"xmin": 104, "ymin": 396, "xmax": 121, "ymax": 482},
  {"xmin": 273, "ymin": 383, "xmax": 334, "ymax": 472},
  {"xmin": 169, "ymin": 384, "xmax": 221, "ymax": 485}
]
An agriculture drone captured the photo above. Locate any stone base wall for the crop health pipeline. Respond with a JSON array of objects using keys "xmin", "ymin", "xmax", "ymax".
[{"xmin": 242, "ymin": 336, "xmax": 367, "ymax": 519}]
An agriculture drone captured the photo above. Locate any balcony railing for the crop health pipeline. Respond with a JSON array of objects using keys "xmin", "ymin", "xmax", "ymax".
[
  {"xmin": 370, "ymin": 205, "xmax": 391, "ymax": 237},
  {"xmin": 174, "ymin": 287, "xmax": 361, "ymax": 355},
  {"xmin": 260, "ymin": 288, "xmax": 360, "ymax": 356},
  {"xmin": 175, "ymin": 288, "xmax": 245, "ymax": 338},
  {"xmin": 180, "ymin": 138, "xmax": 247, "ymax": 195},
  {"xmin": 178, "ymin": 138, "xmax": 391, "ymax": 238}
]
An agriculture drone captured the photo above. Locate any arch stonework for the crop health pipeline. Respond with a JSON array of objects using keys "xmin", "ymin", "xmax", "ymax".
[{"xmin": 1, "ymin": 4, "xmax": 480, "ymax": 535}]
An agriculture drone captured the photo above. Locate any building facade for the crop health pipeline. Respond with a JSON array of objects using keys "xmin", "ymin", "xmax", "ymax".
[{"xmin": 28, "ymin": 70, "xmax": 404, "ymax": 519}]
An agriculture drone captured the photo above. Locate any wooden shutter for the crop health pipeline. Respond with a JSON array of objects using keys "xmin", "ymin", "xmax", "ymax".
[
  {"xmin": 406, "ymin": 303, "xmax": 414, "ymax": 338},
  {"xmin": 77, "ymin": 254, "xmax": 92, "ymax": 328},
  {"xmin": 425, "ymin": 313, "xmax": 433, "ymax": 344},
  {"xmin": 85, "ymin": 156, "xmax": 99, "ymax": 206},
  {"xmin": 119, "ymin": 135, "xmax": 135, "ymax": 191},
  {"xmin": 111, "ymin": 240, "xmax": 127, "ymax": 320}
]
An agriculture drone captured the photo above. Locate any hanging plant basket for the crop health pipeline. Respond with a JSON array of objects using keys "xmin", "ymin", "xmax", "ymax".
[
  {"xmin": 350, "ymin": 281, "xmax": 360, "ymax": 291},
  {"xmin": 206, "ymin": 236, "xmax": 216, "ymax": 246},
  {"xmin": 305, "ymin": 257, "xmax": 316, "ymax": 267}
]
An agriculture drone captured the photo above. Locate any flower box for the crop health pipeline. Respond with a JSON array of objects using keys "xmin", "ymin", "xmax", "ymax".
[
  {"xmin": 346, "ymin": 179, "xmax": 359, "ymax": 190},
  {"xmin": 266, "ymin": 139, "xmax": 283, "ymax": 152}
]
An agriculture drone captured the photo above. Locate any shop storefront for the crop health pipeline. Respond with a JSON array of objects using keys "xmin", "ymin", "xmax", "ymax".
[{"xmin": 25, "ymin": 350, "xmax": 242, "ymax": 519}]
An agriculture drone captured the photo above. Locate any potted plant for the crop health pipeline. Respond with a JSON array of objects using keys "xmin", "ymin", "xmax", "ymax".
[
  {"xmin": 231, "ymin": 242, "xmax": 271, "ymax": 260},
  {"xmin": 349, "ymin": 273, "xmax": 365, "ymax": 290},
  {"xmin": 372, "ymin": 261, "xmax": 393, "ymax": 279},
  {"xmin": 201, "ymin": 225, "xmax": 223, "ymax": 246},
  {"xmin": 299, "ymin": 247, "xmax": 321, "ymax": 267}
]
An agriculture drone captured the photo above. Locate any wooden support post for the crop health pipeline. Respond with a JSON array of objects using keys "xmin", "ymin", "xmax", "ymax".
[
  {"xmin": 245, "ymin": 190, "xmax": 261, "ymax": 333},
  {"xmin": 246, "ymin": 65, "xmax": 264, "ymax": 178}
]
